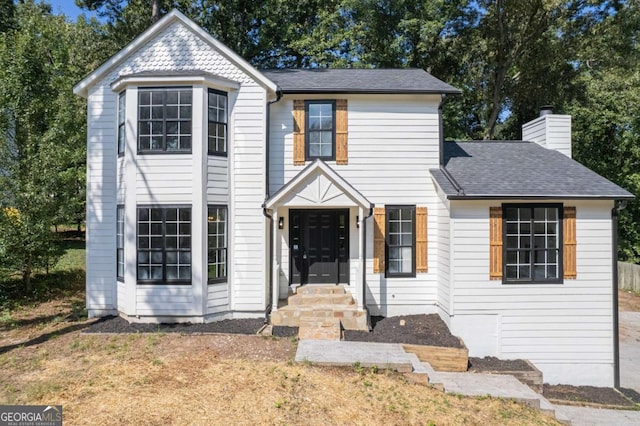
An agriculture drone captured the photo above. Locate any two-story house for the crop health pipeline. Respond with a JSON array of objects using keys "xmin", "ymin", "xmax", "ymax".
[{"xmin": 74, "ymin": 10, "xmax": 633, "ymax": 387}]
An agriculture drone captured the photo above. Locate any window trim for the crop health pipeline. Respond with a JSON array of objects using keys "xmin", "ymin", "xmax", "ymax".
[
  {"xmin": 207, "ymin": 88, "xmax": 228, "ymax": 157},
  {"xmin": 117, "ymin": 91, "xmax": 125, "ymax": 157},
  {"xmin": 116, "ymin": 204, "xmax": 124, "ymax": 282},
  {"xmin": 502, "ymin": 203, "xmax": 564, "ymax": 285},
  {"xmin": 385, "ymin": 205, "xmax": 416, "ymax": 278},
  {"xmin": 136, "ymin": 205, "xmax": 192, "ymax": 285},
  {"xmin": 207, "ymin": 204, "xmax": 228, "ymax": 284},
  {"xmin": 137, "ymin": 87, "xmax": 193, "ymax": 155},
  {"xmin": 305, "ymin": 100, "xmax": 336, "ymax": 161}
]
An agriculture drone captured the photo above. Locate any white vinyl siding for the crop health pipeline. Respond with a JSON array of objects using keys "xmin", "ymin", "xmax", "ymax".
[
  {"xmin": 269, "ymin": 94, "xmax": 441, "ymax": 315},
  {"xmin": 448, "ymin": 199, "xmax": 615, "ymax": 386},
  {"xmin": 86, "ymin": 85, "xmax": 118, "ymax": 315},
  {"xmin": 84, "ymin": 19, "xmax": 265, "ymax": 319}
]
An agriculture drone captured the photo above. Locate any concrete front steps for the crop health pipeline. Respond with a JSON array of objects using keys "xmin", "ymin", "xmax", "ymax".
[{"xmin": 270, "ymin": 285, "xmax": 369, "ymax": 339}]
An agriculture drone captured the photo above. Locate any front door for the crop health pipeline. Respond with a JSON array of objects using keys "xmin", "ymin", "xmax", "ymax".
[{"xmin": 290, "ymin": 209, "xmax": 349, "ymax": 285}]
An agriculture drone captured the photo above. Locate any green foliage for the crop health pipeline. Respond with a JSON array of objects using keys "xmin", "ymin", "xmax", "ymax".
[{"xmin": 0, "ymin": 1, "xmax": 113, "ymax": 291}]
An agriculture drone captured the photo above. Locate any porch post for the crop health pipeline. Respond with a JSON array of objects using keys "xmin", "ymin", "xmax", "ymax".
[
  {"xmin": 356, "ymin": 206, "xmax": 365, "ymax": 310},
  {"xmin": 271, "ymin": 209, "xmax": 280, "ymax": 311}
]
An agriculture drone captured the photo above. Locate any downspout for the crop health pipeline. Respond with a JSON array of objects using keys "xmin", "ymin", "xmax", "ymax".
[
  {"xmin": 264, "ymin": 89, "xmax": 283, "ymax": 322},
  {"xmin": 362, "ymin": 205, "xmax": 374, "ymax": 323},
  {"xmin": 438, "ymin": 94, "xmax": 447, "ymax": 166},
  {"xmin": 612, "ymin": 200, "xmax": 627, "ymax": 389}
]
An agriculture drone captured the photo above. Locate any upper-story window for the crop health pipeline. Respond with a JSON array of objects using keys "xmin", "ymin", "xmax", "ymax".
[
  {"xmin": 138, "ymin": 88, "xmax": 192, "ymax": 153},
  {"xmin": 208, "ymin": 89, "xmax": 227, "ymax": 156},
  {"xmin": 305, "ymin": 100, "xmax": 335, "ymax": 160},
  {"xmin": 117, "ymin": 91, "xmax": 125, "ymax": 156}
]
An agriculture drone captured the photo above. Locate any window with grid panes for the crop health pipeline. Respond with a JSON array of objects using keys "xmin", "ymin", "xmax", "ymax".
[
  {"xmin": 503, "ymin": 204, "xmax": 562, "ymax": 283},
  {"xmin": 117, "ymin": 91, "xmax": 125, "ymax": 156},
  {"xmin": 207, "ymin": 206, "xmax": 227, "ymax": 282},
  {"xmin": 138, "ymin": 88, "xmax": 192, "ymax": 153},
  {"xmin": 137, "ymin": 207, "xmax": 191, "ymax": 284},
  {"xmin": 116, "ymin": 205, "xmax": 124, "ymax": 281},
  {"xmin": 208, "ymin": 89, "xmax": 227, "ymax": 155},
  {"xmin": 385, "ymin": 205, "xmax": 416, "ymax": 278},
  {"xmin": 305, "ymin": 100, "xmax": 335, "ymax": 160}
]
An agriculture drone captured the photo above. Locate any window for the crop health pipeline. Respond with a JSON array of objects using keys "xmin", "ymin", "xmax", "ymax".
[
  {"xmin": 208, "ymin": 206, "xmax": 227, "ymax": 282},
  {"xmin": 137, "ymin": 206, "xmax": 191, "ymax": 284},
  {"xmin": 116, "ymin": 205, "xmax": 124, "ymax": 281},
  {"xmin": 305, "ymin": 100, "xmax": 335, "ymax": 160},
  {"xmin": 118, "ymin": 91, "xmax": 125, "ymax": 156},
  {"xmin": 208, "ymin": 89, "xmax": 227, "ymax": 156},
  {"xmin": 385, "ymin": 205, "xmax": 416, "ymax": 277},
  {"xmin": 138, "ymin": 88, "xmax": 192, "ymax": 153},
  {"xmin": 503, "ymin": 204, "xmax": 562, "ymax": 283}
]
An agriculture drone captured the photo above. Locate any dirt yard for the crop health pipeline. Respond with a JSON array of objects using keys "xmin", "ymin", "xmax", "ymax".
[
  {"xmin": 619, "ymin": 289, "xmax": 640, "ymax": 312},
  {"xmin": 0, "ymin": 297, "xmax": 562, "ymax": 425}
]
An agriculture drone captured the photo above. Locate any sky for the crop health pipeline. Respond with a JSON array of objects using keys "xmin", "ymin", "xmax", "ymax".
[{"xmin": 46, "ymin": 0, "xmax": 101, "ymax": 21}]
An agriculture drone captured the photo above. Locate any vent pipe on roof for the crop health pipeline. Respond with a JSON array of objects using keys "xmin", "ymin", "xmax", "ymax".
[{"xmin": 539, "ymin": 105, "xmax": 554, "ymax": 116}]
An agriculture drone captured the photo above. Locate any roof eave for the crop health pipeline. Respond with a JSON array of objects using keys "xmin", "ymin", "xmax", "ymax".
[
  {"xmin": 278, "ymin": 88, "xmax": 462, "ymax": 95},
  {"xmin": 445, "ymin": 194, "xmax": 635, "ymax": 201}
]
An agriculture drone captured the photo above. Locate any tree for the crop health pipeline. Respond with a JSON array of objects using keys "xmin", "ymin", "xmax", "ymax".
[{"xmin": 0, "ymin": 1, "xmax": 113, "ymax": 289}]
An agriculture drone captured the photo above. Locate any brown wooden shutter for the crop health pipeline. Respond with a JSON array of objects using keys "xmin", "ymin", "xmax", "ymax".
[
  {"xmin": 416, "ymin": 207, "xmax": 428, "ymax": 273},
  {"xmin": 373, "ymin": 207, "xmax": 385, "ymax": 273},
  {"xmin": 563, "ymin": 206, "xmax": 577, "ymax": 279},
  {"xmin": 292, "ymin": 100, "xmax": 305, "ymax": 165},
  {"xmin": 489, "ymin": 207, "xmax": 503, "ymax": 280},
  {"xmin": 335, "ymin": 99, "xmax": 348, "ymax": 165}
]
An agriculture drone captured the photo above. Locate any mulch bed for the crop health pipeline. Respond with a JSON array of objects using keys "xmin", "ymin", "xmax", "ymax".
[
  {"xmin": 343, "ymin": 314, "xmax": 464, "ymax": 348},
  {"xmin": 271, "ymin": 326, "xmax": 298, "ymax": 338},
  {"xmin": 84, "ymin": 316, "xmax": 265, "ymax": 335},
  {"xmin": 543, "ymin": 384, "xmax": 639, "ymax": 408},
  {"xmin": 468, "ymin": 356, "xmax": 534, "ymax": 372}
]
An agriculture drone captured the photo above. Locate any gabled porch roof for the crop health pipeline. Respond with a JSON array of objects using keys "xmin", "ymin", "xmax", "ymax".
[{"xmin": 264, "ymin": 160, "xmax": 373, "ymax": 210}]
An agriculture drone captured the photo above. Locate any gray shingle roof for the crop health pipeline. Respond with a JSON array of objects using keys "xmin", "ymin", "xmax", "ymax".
[
  {"xmin": 430, "ymin": 141, "xmax": 634, "ymax": 200},
  {"xmin": 261, "ymin": 68, "xmax": 461, "ymax": 94}
]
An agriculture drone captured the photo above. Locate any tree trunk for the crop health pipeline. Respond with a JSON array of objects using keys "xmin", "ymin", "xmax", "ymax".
[
  {"xmin": 23, "ymin": 265, "xmax": 32, "ymax": 293},
  {"xmin": 152, "ymin": 0, "xmax": 159, "ymax": 23}
]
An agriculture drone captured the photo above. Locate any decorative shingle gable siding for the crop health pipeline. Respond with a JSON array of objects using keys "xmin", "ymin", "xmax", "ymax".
[{"xmin": 116, "ymin": 22, "xmax": 253, "ymax": 83}]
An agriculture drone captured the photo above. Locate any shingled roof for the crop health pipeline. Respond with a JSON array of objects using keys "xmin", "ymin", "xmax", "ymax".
[
  {"xmin": 262, "ymin": 68, "xmax": 461, "ymax": 94},
  {"xmin": 430, "ymin": 141, "xmax": 634, "ymax": 200}
]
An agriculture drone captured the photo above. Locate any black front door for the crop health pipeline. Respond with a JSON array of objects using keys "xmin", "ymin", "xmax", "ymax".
[{"xmin": 290, "ymin": 209, "xmax": 349, "ymax": 284}]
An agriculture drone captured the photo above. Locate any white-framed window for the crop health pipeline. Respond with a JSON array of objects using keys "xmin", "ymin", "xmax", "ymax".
[
  {"xmin": 117, "ymin": 91, "xmax": 125, "ymax": 156},
  {"xmin": 116, "ymin": 205, "xmax": 124, "ymax": 281},
  {"xmin": 207, "ymin": 205, "xmax": 227, "ymax": 282}
]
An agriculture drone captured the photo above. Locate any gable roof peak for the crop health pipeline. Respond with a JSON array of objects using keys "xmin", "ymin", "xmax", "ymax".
[{"xmin": 73, "ymin": 9, "xmax": 277, "ymax": 98}]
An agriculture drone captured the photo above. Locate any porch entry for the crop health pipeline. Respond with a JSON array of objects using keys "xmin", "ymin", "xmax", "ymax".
[{"xmin": 289, "ymin": 209, "xmax": 349, "ymax": 285}]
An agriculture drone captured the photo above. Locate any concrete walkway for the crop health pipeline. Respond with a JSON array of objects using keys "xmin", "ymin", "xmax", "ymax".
[
  {"xmin": 295, "ymin": 339, "xmax": 640, "ymax": 425},
  {"xmin": 295, "ymin": 340, "xmax": 413, "ymax": 372},
  {"xmin": 620, "ymin": 312, "xmax": 640, "ymax": 391}
]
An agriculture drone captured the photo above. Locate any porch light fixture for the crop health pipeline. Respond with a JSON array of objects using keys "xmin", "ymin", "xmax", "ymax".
[
  {"xmin": 356, "ymin": 215, "xmax": 359, "ymax": 228},
  {"xmin": 278, "ymin": 217, "xmax": 284, "ymax": 229}
]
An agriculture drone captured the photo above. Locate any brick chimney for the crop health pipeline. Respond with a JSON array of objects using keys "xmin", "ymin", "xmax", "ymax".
[{"xmin": 522, "ymin": 106, "xmax": 572, "ymax": 158}]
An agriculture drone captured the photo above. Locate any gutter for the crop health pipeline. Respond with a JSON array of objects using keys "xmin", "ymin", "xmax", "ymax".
[
  {"xmin": 612, "ymin": 200, "xmax": 628, "ymax": 389},
  {"xmin": 263, "ymin": 88, "xmax": 283, "ymax": 322}
]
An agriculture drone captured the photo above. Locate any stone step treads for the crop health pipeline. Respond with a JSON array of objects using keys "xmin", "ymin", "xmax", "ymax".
[
  {"xmin": 298, "ymin": 317, "xmax": 342, "ymax": 340},
  {"xmin": 288, "ymin": 293, "xmax": 355, "ymax": 306},
  {"xmin": 297, "ymin": 285, "xmax": 346, "ymax": 295}
]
